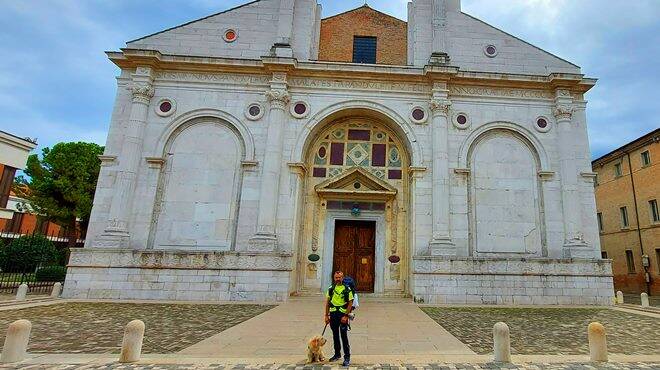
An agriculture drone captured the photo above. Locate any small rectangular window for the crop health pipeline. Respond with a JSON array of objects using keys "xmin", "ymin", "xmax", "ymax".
[
  {"xmin": 352, "ymin": 36, "xmax": 377, "ymax": 64},
  {"xmin": 601, "ymin": 251, "xmax": 608, "ymax": 259},
  {"xmin": 641, "ymin": 150, "xmax": 651, "ymax": 167},
  {"xmin": 597, "ymin": 212, "xmax": 604, "ymax": 232},
  {"xmin": 650, "ymin": 199, "xmax": 660, "ymax": 223},
  {"xmin": 625, "ymin": 250, "xmax": 635, "ymax": 273},
  {"xmin": 620, "ymin": 206, "xmax": 629, "ymax": 228},
  {"xmin": 656, "ymin": 249, "xmax": 660, "ymax": 274},
  {"xmin": 614, "ymin": 162, "xmax": 623, "ymax": 177}
]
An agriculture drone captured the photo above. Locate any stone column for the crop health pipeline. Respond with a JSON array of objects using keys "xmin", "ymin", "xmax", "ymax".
[
  {"xmin": 554, "ymin": 89, "xmax": 589, "ymax": 257},
  {"xmin": 249, "ymin": 73, "xmax": 290, "ymax": 252},
  {"xmin": 429, "ymin": 0, "xmax": 451, "ymax": 65},
  {"xmin": 98, "ymin": 67, "xmax": 154, "ymax": 248},
  {"xmin": 428, "ymin": 83, "xmax": 455, "ymax": 256}
]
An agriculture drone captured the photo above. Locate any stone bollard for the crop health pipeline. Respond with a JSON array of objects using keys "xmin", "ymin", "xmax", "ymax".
[
  {"xmin": 0, "ymin": 319, "xmax": 32, "ymax": 363},
  {"xmin": 492, "ymin": 322, "xmax": 511, "ymax": 363},
  {"xmin": 616, "ymin": 291, "xmax": 624, "ymax": 304},
  {"xmin": 588, "ymin": 322, "xmax": 608, "ymax": 362},
  {"xmin": 15, "ymin": 284, "xmax": 28, "ymax": 301},
  {"xmin": 50, "ymin": 282, "xmax": 62, "ymax": 298},
  {"xmin": 641, "ymin": 293, "xmax": 650, "ymax": 307},
  {"xmin": 119, "ymin": 320, "xmax": 145, "ymax": 363}
]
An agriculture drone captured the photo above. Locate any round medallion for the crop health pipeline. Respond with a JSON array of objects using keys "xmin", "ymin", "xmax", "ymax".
[
  {"xmin": 453, "ymin": 113, "xmax": 470, "ymax": 129},
  {"xmin": 388, "ymin": 255, "xmax": 401, "ymax": 264},
  {"xmin": 484, "ymin": 44, "xmax": 498, "ymax": 58},
  {"xmin": 290, "ymin": 101, "xmax": 310, "ymax": 119},
  {"xmin": 308, "ymin": 254, "xmax": 320, "ymax": 262},
  {"xmin": 245, "ymin": 102, "xmax": 264, "ymax": 121},
  {"xmin": 410, "ymin": 106, "xmax": 428, "ymax": 125},
  {"xmin": 155, "ymin": 98, "xmax": 176, "ymax": 117},
  {"xmin": 534, "ymin": 116, "xmax": 552, "ymax": 133},
  {"xmin": 223, "ymin": 29, "xmax": 238, "ymax": 42}
]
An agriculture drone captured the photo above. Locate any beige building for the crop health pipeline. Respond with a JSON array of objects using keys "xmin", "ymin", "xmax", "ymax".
[
  {"xmin": 593, "ymin": 128, "xmax": 660, "ymax": 295},
  {"xmin": 63, "ymin": 0, "xmax": 613, "ymax": 305}
]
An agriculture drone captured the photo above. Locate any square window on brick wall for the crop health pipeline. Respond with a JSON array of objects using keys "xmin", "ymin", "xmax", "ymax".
[{"xmin": 353, "ymin": 36, "xmax": 377, "ymax": 64}]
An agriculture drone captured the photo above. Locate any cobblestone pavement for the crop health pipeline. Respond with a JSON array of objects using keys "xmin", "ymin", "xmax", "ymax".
[
  {"xmin": 2, "ymin": 362, "xmax": 660, "ymax": 369},
  {"xmin": 0, "ymin": 302, "xmax": 274, "ymax": 354},
  {"xmin": 421, "ymin": 307, "xmax": 660, "ymax": 355}
]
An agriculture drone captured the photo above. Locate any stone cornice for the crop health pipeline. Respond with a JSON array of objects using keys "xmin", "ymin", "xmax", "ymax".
[
  {"xmin": 0, "ymin": 131, "xmax": 37, "ymax": 152},
  {"xmin": 108, "ymin": 49, "xmax": 597, "ymax": 94}
]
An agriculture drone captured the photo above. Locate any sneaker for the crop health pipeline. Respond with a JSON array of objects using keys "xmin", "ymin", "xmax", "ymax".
[
  {"xmin": 342, "ymin": 358, "xmax": 350, "ymax": 367},
  {"xmin": 328, "ymin": 355, "xmax": 341, "ymax": 362}
]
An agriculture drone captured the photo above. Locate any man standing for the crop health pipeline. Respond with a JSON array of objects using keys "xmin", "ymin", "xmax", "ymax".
[{"xmin": 324, "ymin": 271, "xmax": 353, "ymax": 366}]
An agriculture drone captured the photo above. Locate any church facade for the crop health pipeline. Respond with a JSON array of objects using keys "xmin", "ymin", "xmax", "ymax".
[{"xmin": 63, "ymin": 0, "xmax": 614, "ymax": 305}]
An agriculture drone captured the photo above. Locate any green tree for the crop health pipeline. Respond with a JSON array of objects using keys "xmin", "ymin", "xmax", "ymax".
[{"xmin": 15, "ymin": 142, "xmax": 103, "ymax": 247}]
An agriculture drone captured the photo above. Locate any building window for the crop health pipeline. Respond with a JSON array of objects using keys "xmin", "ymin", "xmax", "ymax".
[
  {"xmin": 0, "ymin": 166, "xmax": 17, "ymax": 209},
  {"xmin": 597, "ymin": 212, "xmax": 603, "ymax": 232},
  {"xmin": 641, "ymin": 150, "xmax": 651, "ymax": 167},
  {"xmin": 352, "ymin": 36, "xmax": 377, "ymax": 64},
  {"xmin": 625, "ymin": 250, "xmax": 635, "ymax": 273},
  {"xmin": 650, "ymin": 199, "xmax": 660, "ymax": 223},
  {"xmin": 656, "ymin": 249, "xmax": 660, "ymax": 274},
  {"xmin": 620, "ymin": 206, "xmax": 629, "ymax": 228},
  {"xmin": 614, "ymin": 162, "xmax": 622, "ymax": 177},
  {"xmin": 601, "ymin": 251, "xmax": 608, "ymax": 259}
]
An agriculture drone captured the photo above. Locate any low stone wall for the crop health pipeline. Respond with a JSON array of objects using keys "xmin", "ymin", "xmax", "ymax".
[
  {"xmin": 412, "ymin": 257, "xmax": 614, "ymax": 305},
  {"xmin": 62, "ymin": 248, "xmax": 293, "ymax": 302}
]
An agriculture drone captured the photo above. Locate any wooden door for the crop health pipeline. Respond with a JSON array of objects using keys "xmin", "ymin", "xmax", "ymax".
[{"xmin": 332, "ymin": 220, "xmax": 376, "ymax": 292}]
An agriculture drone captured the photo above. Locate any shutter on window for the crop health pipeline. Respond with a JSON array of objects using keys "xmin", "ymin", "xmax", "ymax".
[{"xmin": 352, "ymin": 36, "xmax": 377, "ymax": 64}]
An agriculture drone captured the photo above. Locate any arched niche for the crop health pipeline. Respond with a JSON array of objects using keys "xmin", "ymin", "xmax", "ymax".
[
  {"xmin": 148, "ymin": 117, "xmax": 245, "ymax": 251},
  {"xmin": 466, "ymin": 127, "xmax": 548, "ymax": 257}
]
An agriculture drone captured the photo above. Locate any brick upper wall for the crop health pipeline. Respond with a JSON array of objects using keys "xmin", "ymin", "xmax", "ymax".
[{"xmin": 318, "ymin": 6, "xmax": 407, "ymax": 65}]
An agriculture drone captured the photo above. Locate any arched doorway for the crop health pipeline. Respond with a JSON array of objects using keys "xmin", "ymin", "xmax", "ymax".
[{"xmin": 297, "ymin": 115, "xmax": 412, "ymax": 295}]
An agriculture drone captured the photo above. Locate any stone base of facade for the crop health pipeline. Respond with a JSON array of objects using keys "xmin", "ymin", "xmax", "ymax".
[
  {"xmin": 62, "ymin": 248, "xmax": 292, "ymax": 302},
  {"xmin": 412, "ymin": 257, "xmax": 614, "ymax": 306}
]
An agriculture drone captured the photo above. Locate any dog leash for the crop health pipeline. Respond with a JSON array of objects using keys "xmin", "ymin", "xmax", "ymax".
[{"xmin": 321, "ymin": 323, "xmax": 328, "ymax": 336}]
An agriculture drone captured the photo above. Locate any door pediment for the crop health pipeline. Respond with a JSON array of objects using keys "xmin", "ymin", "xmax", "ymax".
[{"xmin": 315, "ymin": 167, "xmax": 397, "ymax": 200}]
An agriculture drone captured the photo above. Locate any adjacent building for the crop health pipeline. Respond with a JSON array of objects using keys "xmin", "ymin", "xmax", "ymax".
[
  {"xmin": 63, "ymin": 0, "xmax": 613, "ymax": 304},
  {"xmin": 0, "ymin": 130, "xmax": 37, "ymax": 221},
  {"xmin": 593, "ymin": 128, "xmax": 660, "ymax": 295}
]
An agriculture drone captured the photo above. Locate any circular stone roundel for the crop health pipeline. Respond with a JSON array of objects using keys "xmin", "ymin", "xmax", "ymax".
[
  {"xmin": 534, "ymin": 116, "xmax": 552, "ymax": 133},
  {"xmin": 155, "ymin": 98, "xmax": 176, "ymax": 117},
  {"xmin": 245, "ymin": 102, "xmax": 264, "ymax": 121},
  {"xmin": 388, "ymin": 255, "xmax": 401, "ymax": 264},
  {"xmin": 290, "ymin": 101, "xmax": 310, "ymax": 119},
  {"xmin": 308, "ymin": 253, "xmax": 320, "ymax": 262},
  {"xmin": 452, "ymin": 112, "xmax": 470, "ymax": 129},
  {"xmin": 409, "ymin": 106, "xmax": 428, "ymax": 125}
]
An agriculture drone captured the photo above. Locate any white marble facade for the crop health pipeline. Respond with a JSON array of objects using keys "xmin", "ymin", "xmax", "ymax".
[{"xmin": 63, "ymin": 0, "xmax": 614, "ymax": 305}]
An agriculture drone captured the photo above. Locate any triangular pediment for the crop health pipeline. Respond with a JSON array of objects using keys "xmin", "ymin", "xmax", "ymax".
[{"xmin": 315, "ymin": 167, "xmax": 397, "ymax": 199}]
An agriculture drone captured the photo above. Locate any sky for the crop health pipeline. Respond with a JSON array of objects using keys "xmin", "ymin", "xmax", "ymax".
[{"xmin": 0, "ymin": 0, "xmax": 658, "ymax": 160}]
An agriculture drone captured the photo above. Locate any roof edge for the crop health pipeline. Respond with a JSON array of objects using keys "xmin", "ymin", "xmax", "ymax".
[
  {"xmin": 127, "ymin": 0, "xmax": 261, "ymax": 44},
  {"xmin": 322, "ymin": 4, "xmax": 406, "ymax": 23},
  {"xmin": 592, "ymin": 128, "xmax": 660, "ymax": 165},
  {"xmin": 460, "ymin": 12, "xmax": 581, "ymax": 70}
]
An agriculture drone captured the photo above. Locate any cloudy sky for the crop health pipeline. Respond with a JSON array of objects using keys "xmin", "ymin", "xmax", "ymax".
[{"xmin": 0, "ymin": 0, "xmax": 658, "ymax": 159}]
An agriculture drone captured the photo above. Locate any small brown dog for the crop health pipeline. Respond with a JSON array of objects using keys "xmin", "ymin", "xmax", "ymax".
[{"xmin": 306, "ymin": 335, "xmax": 327, "ymax": 363}]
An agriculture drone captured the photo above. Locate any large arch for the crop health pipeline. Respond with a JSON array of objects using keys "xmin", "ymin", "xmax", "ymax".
[
  {"xmin": 151, "ymin": 108, "xmax": 255, "ymax": 162},
  {"xmin": 292, "ymin": 100, "xmax": 424, "ymax": 167},
  {"xmin": 294, "ymin": 109, "xmax": 414, "ymax": 295},
  {"xmin": 457, "ymin": 121, "xmax": 550, "ymax": 172}
]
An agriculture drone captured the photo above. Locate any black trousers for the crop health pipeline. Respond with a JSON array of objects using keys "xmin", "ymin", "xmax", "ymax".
[{"xmin": 329, "ymin": 311, "xmax": 350, "ymax": 359}]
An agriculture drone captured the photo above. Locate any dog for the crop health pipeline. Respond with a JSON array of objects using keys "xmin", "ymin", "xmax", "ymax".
[{"xmin": 306, "ymin": 335, "xmax": 327, "ymax": 364}]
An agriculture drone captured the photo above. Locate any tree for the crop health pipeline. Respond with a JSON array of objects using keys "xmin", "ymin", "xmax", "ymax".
[{"xmin": 15, "ymin": 142, "xmax": 103, "ymax": 248}]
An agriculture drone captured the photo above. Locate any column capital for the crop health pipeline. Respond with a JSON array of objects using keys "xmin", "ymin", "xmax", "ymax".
[
  {"xmin": 265, "ymin": 89, "xmax": 290, "ymax": 110},
  {"xmin": 129, "ymin": 83, "xmax": 155, "ymax": 104},
  {"xmin": 430, "ymin": 98, "xmax": 451, "ymax": 117},
  {"xmin": 553, "ymin": 104, "xmax": 574, "ymax": 121}
]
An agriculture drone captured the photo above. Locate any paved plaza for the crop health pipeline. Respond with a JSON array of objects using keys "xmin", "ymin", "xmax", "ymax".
[
  {"xmin": 0, "ymin": 302, "xmax": 273, "ymax": 353},
  {"xmin": 0, "ymin": 298, "xmax": 658, "ymax": 369},
  {"xmin": 422, "ymin": 307, "xmax": 660, "ymax": 355}
]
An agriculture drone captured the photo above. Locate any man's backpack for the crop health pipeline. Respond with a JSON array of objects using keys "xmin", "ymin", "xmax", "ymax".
[{"xmin": 328, "ymin": 276, "xmax": 359, "ymax": 310}]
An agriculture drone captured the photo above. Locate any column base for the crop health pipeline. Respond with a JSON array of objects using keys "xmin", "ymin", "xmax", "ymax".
[
  {"xmin": 248, "ymin": 233, "xmax": 279, "ymax": 252},
  {"xmin": 429, "ymin": 237, "xmax": 456, "ymax": 256},
  {"xmin": 562, "ymin": 240, "xmax": 593, "ymax": 258},
  {"xmin": 428, "ymin": 52, "xmax": 451, "ymax": 66}
]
